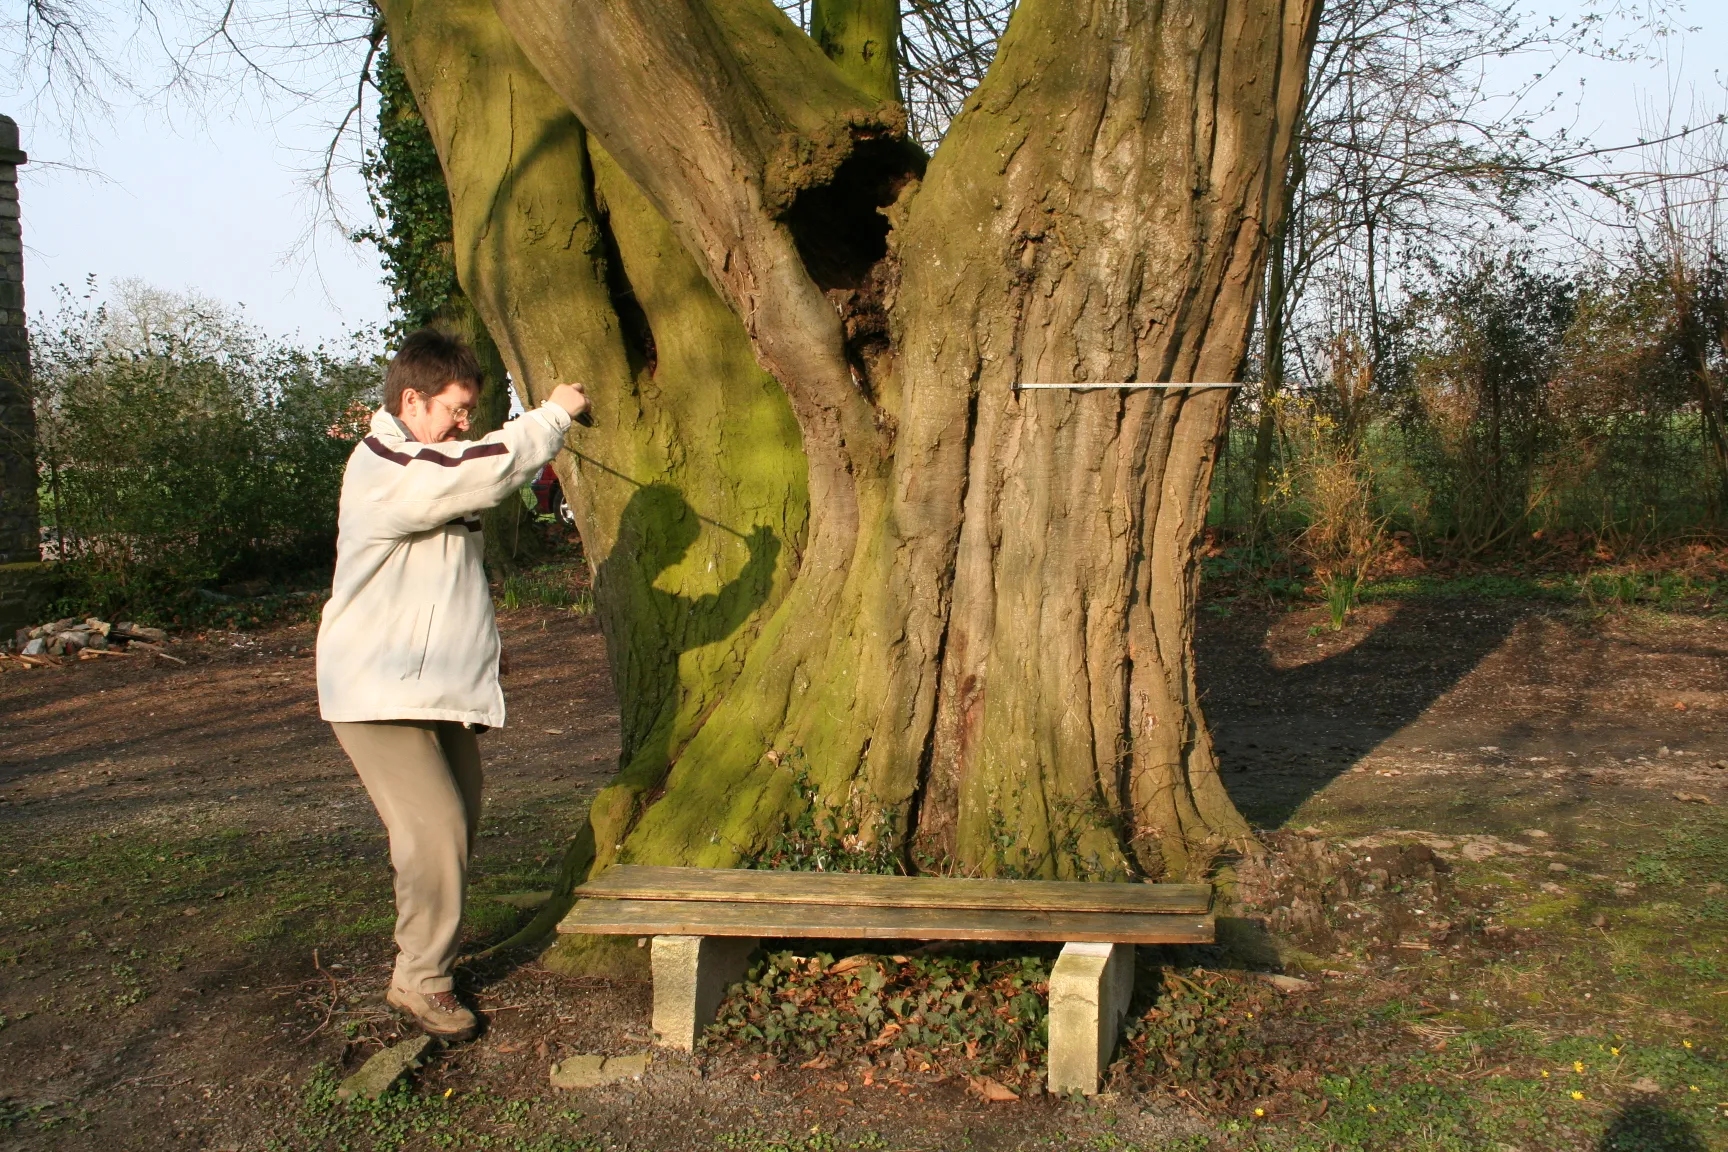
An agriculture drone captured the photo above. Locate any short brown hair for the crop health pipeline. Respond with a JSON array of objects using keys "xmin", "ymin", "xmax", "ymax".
[{"xmin": 385, "ymin": 329, "xmax": 483, "ymax": 415}]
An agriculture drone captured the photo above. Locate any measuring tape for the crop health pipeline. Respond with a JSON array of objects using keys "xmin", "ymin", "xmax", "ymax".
[{"xmin": 1014, "ymin": 382, "xmax": 1241, "ymax": 391}]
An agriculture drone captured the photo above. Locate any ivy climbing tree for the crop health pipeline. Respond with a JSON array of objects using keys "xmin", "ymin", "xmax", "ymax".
[
  {"xmin": 357, "ymin": 45, "xmax": 547, "ymax": 570},
  {"xmin": 377, "ymin": 0, "xmax": 1319, "ymax": 973}
]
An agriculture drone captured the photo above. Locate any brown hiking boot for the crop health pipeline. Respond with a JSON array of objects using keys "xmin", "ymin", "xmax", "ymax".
[{"xmin": 386, "ymin": 985, "xmax": 478, "ymax": 1040}]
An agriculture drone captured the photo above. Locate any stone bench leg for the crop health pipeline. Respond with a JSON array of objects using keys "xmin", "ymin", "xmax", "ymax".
[
  {"xmin": 1046, "ymin": 941, "xmax": 1135, "ymax": 1095},
  {"xmin": 650, "ymin": 934, "xmax": 757, "ymax": 1051}
]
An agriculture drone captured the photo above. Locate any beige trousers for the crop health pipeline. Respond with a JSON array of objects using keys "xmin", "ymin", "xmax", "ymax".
[{"xmin": 331, "ymin": 720, "xmax": 483, "ymax": 994}]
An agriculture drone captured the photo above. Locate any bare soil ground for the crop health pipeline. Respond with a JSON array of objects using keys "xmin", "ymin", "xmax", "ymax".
[{"xmin": 1, "ymin": 597, "xmax": 1725, "ymax": 1150}]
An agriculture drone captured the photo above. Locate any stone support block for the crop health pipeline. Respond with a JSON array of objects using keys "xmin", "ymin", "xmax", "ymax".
[
  {"xmin": 649, "ymin": 934, "xmax": 757, "ymax": 1052},
  {"xmin": 336, "ymin": 1034, "xmax": 434, "ymax": 1101},
  {"xmin": 1046, "ymin": 941, "xmax": 1135, "ymax": 1096}
]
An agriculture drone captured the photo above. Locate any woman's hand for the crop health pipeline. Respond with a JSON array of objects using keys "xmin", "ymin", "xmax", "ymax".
[{"xmin": 549, "ymin": 383, "xmax": 591, "ymax": 423}]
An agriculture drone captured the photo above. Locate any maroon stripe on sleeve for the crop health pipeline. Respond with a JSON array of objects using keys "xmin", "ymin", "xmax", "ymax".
[{"xmin": 364, "ymin": 437, "xmax": 509, "ymax": 467}]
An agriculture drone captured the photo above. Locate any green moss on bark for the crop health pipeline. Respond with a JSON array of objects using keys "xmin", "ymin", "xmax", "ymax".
[{"xmin": 358, "ymin": 46, "xmax": 544, "ymax": 571}]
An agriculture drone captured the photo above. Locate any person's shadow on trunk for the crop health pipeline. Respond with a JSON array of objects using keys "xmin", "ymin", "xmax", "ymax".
[
  {"xmin": 596, "ymin": 483, "xmax": 781, "ymax": 786},
  {"xmin": 457, "ymin": 483, "xmax": 779, "ymax": 990}
]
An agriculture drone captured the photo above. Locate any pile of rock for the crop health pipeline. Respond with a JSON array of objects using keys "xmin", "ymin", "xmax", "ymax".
[{"xmin": 14, "ymin": 617, "xmax": 168, "ymax": 657}]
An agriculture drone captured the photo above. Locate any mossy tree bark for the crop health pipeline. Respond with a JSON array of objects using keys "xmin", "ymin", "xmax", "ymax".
[
  {"xmin": 381, "ymin": 0, "xmax": 1319, "ymax": 968},
  {"xmin": 365, "ymin": 51, "xmax": 547, "ymax": 572}
]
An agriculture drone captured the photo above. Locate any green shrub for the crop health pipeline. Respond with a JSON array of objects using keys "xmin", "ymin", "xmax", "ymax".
[
  {"xmin": 30, "ymin": 281, "xmax": 381, "ymax": 618},
  {"xmin": 497, "ymin": 563, "xmax": 594, "ymax": 613}
]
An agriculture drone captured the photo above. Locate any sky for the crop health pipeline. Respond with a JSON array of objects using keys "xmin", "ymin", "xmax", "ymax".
[
  {"xmin": 16, "ymin": 97, "xmax": 385, "ymax": 346},
  {"xmin": 7, "ymin": 0, "xmax": 1728, "ymax": 348}
]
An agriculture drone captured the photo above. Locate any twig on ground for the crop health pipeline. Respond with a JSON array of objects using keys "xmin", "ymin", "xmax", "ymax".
[
  {"xmin": 130, "ymin": 641, "xmax": 187, "ymax": 664},
  {"xmin": 298, "ymin": 948, "xmax": 346, "ymax": 1044}
]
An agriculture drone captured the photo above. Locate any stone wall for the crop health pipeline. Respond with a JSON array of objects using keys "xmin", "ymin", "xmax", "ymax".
[
  {"xmin": 0, "ymin": 114, "xmax": 36, "ymax": 568},
  {"xmin": 0, "ymin": 114, "xmax": 48, "ymax": 639}
]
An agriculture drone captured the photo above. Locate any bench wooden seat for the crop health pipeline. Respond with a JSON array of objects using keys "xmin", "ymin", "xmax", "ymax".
[
  {"xmin": 574, "ymin": 865, "xmax": 1212, "ymax": 915},
  {"xmin": 565, "ymin": 866, "xmax": 1212, "ymax": 943},
  {"xmin": 558, "ymin": 864, "xmax": 1214, "ymax": 1094},
  {"xmin": 563, "ymin": 897, "xmax": 1214, "ymax": 943}
]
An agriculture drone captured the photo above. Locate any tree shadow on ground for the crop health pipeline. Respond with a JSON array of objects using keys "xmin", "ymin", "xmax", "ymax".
[
  {"xmin": 1197, "ymin": 598, "xmax": 1541, "ymax": 827},
  {"xmin": 1598, "ymin": 1099, "xmax": 1707, "ymax": 1151}
]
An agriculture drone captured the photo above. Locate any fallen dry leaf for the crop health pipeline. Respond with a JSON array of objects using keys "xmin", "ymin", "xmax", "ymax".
[
  {"xmin": 798, "ymin": 1054, "xmax": 834, "ymax": 1070},
  {"xmin": 969, "ymin": 1075, "xmax": 1020, "ymax": 1102},
  {"xmin": 1674, "ymin": 792, "xmax": 1715, "ymax": 805},
  {"xmin": 828, "ymin": 955, "xmax": 872, "ymax": 976},
  {"xmin": 865, "ymin": 1022, "xmax": 903, "ymax": 1050}
]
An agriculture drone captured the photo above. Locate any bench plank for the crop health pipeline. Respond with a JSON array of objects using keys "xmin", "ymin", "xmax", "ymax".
[
  {"xmin": 559, "ymin": 897, "xmax": 1214, "ymax": 944},
  {"xmin": 574, "ymin": 866, "xmax": 1211, "ymax": 916}
]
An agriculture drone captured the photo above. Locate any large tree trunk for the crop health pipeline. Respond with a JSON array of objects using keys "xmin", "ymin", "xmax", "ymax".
[{"xmin": 382, "ymin": 0, "xmax": 1319, "ymax": 968}]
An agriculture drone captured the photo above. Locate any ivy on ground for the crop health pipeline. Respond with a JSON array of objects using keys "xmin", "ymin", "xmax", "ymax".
[
  {"xmin": 702, "ymin": 949, "xmax": 1053, "ymax": 1091},
  {"xmin": 1118, "ymin": 969, "xmax": 1321, "ymax": 1118}
]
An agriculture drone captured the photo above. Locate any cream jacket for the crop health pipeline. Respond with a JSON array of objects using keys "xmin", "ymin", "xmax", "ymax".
[{"xmin": 316, "ymin": 402, "xmax": 572, "ymax": 726}]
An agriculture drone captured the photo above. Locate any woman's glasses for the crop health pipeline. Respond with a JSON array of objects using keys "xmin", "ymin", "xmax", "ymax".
[{"xmin": 419, "ymin": 392, "xmax": 473, "ymax": 425}]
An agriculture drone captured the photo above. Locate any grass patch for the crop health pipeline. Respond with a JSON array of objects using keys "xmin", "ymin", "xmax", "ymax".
[
  {"xmin": 0, "ymin": 826, "xmax": 391, "ymax": 980},
  {"xmin": 1629, "ymin": 813, "xmax": 1728, "ymax": 895},
  {"xmin": 498, "ymin": 563, "xmax": 595, "ymax": 613},
  {"xmin": 1275, "ymin": 1027, "xmax": 1728, "ymax": 1152},
  {"xmin": 1200, "ymin": 544, "xmax": 1728, "ymax": 616},
  {"xmin": 714, "ymin": 1127, "xmax": 889, "ymax": 1151},
  {"xmin": 279, "ymin": 1070, "xmax": 600, "ymax": 1152},
  {"xmin": 1360, "ymin": 572, "xmax": 1576, "ymax": 602},
  {"xmin": 1126, "ymin": 1007, "xmax": 1724, "ymax": 1151},
  {"xmin": 0, "ymin": 816, "xmax": 562, "ymax": 1004}
]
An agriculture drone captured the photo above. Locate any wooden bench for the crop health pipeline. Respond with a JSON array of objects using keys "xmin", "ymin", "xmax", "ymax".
[{"xmin": 558, "ymin": 865, "xmax": 1214, "ymax": 1094}]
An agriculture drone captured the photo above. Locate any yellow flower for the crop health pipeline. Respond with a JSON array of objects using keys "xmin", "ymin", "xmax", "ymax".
[
  {"xmin": 1574, "ymin": 1062, "xmax": 1585, "ymax": 1073},
  {"xmin": 444, "ymin": 1089, "xmax": 454, "ymax": 1098},
  {"xmin": 1368, "ymin": 1105, "xmax": 1378, "ymax": 1113},
  {"xmin": 1254, "ymin": 1108, "xmax": 1266, "ymax": 1118},
  {"xmin": 1684, "ymin": 1040, "xmax": 1694, "ymax": 1049},
  {"xmin": 1610, "ymin": 1048, "xmax": 1620, "ymax": 1056},
  {"xmin": 1542, "ymin": 1071, "xmax": 1550, "ymax": 1079},
  {"xmin": 1571, "ymin": 1091, "xmax": 1585, "ymax": 1101},
  {"xmin": 1691, "ymin": 1085, "xmax": 1701, "ymax": 1093}
]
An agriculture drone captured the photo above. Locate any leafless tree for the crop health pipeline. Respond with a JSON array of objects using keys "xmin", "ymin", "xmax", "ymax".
[{"xmin": 1244, "ymin": 0, "xmax": 1701, "ymax": 523}]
